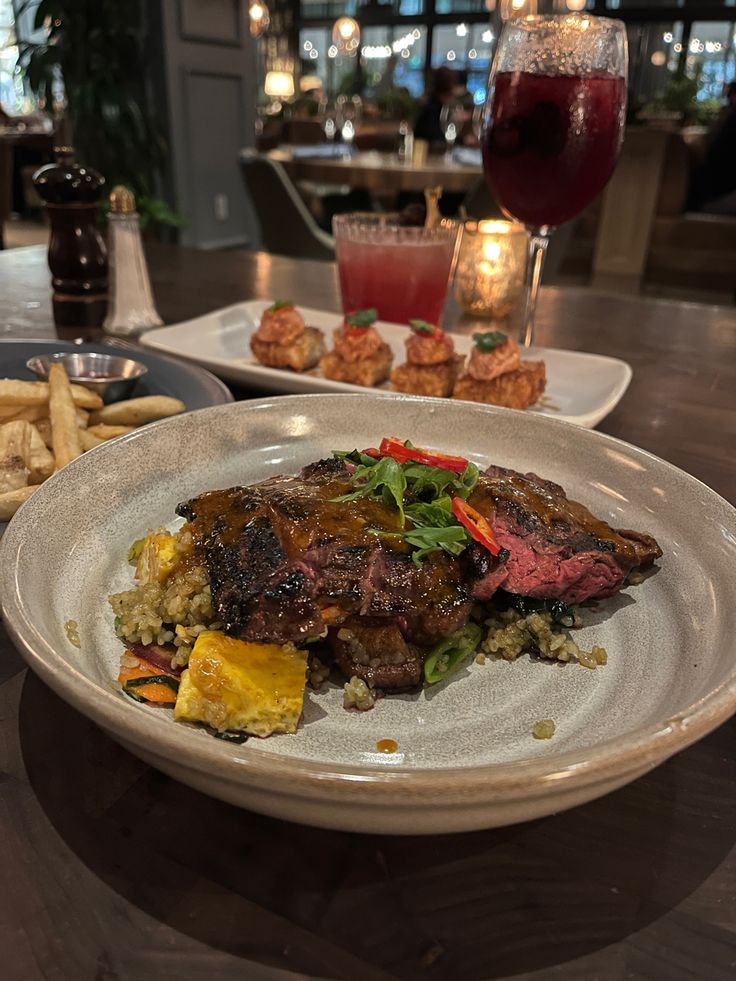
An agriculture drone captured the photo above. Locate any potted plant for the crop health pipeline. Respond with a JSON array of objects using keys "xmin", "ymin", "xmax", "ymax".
[{"xmin": 18, "ymin": 0, "xmax": 181, "ymax": 231}]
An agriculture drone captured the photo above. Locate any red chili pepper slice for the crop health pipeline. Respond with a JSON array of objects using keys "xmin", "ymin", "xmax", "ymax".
[
  {"xmin": 377, "ymin": 437, "xmax": 469, "ymax": 474},
  {"xmin": 451, "ymin": 497, "xmax": 501, "ymax": 556},
  {"xmin": 343, "ymin": 325, "xmax": 371, "ymax": 338}
]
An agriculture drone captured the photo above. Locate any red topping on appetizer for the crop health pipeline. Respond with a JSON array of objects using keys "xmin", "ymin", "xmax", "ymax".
[
  {"xmin": 467, "ymin": 332, "xmax": 521, "ymax": 382},
  {"xmin": 406, "ymin": 319, "xmax": 455, "ymax": 366},
  {"xmin": 256, "ymin": 301, "xmax": 305, "ymax": 344}
]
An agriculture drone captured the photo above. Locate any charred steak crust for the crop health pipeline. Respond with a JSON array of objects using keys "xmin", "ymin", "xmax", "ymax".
[
  {"xmin": 176, "ymin": 459, "xmax": 473, "ymax": 682},
  {"xmin": 176, "ymin": 457, "xmax": 661, "ymax": 687}
]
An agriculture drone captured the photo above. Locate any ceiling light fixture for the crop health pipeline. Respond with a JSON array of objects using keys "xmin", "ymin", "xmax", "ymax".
[
  {"xmin": 332, "ymin": 16, "xmax": 360, "ymax": 54},
  {"xmin": 248, "ymin": 0, "xmax": 269, "ymax": 39}
]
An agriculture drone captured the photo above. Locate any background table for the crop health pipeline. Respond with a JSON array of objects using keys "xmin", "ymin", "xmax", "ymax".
[
  {"xmin": 0, "ymin": 245, "xmax": 734, "ymax": 981},
  {"xmin": 267, "ymin": 147, "xmax": 483, "ymax": 197}
]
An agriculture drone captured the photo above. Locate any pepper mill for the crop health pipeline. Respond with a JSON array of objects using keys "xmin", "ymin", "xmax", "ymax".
[
  {"xmin": 103, "ymin": 185, "xmax": 163, "ymax": 337},
  {"xmin": 33, "ymin": 147, "xmax": 108, "ymax": 329}
]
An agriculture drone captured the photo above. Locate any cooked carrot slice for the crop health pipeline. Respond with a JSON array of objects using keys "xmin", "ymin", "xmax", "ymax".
[{"xmin": 118, "ymin": 659, "xmax": 179, "ymax": 704}]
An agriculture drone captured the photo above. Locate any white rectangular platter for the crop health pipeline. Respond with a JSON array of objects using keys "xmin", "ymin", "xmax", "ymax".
[{"xmin": 141, "ymin": 301, "xmax": 632, "ymax": 428}]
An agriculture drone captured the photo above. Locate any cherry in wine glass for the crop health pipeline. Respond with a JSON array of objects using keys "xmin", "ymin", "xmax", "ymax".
[{"xmin": 482, "ymin": 15, "xmax": 628, "ymax": 346}]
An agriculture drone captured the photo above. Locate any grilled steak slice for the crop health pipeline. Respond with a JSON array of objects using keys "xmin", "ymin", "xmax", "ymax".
[
  {"xmin": 330, "ymin": 617, "xmax": 422, "ymax": 690},
  {"xmin": 468, "ymin": 466, "xmax": 662, "ymax": 604},
  {"xmin": 177, "ymin": 459, "xmax": 471, "ymax": 682},
  {"xmin": 176, "ymin": 456, "xmax": 661, "ymax": 686}
]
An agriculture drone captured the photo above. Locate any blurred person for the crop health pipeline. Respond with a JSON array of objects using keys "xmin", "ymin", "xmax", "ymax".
[
  {"xmin": 414, "ymin": 67, "xmax": 465, "ymax": 147},
  {"xmin": 689, "ymin": 80, "xmax": 736, "ymax": 215}
]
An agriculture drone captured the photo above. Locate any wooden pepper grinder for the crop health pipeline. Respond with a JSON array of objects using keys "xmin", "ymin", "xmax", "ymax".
[{"xmin": 33, "ymin": 147, "xmax": 108, "ymax": 328}]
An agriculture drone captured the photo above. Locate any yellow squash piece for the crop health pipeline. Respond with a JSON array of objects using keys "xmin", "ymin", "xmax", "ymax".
[
  {"xmin": 135, "ymin": 530, "xmax": 181, "ymax": 584},
  {"xmin": 174, "ymin": 631, "xmax": 308, "ymax": 737}
]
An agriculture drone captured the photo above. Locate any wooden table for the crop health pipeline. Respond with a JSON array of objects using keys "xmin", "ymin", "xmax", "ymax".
[
  {"xmin": 1, "ymin": 244, "xmax": 735, "ymax": 981},
  {"xmin": 267, "ymin": 147, "xmax": 482, "ymax": 196}
]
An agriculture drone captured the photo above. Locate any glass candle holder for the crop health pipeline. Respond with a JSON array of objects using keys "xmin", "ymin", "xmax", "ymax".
[{"xmin": 453, "ymin": 220, "xmax": 528, "ymax": 319}]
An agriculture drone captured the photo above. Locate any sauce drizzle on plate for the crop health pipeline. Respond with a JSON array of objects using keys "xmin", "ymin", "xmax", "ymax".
[{"xmin": 376, "ymin": 738, "xmax": 398, "ymax": 754}]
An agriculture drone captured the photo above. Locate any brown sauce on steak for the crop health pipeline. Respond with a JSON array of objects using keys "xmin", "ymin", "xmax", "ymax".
[{"xmin": 175, "ymin": 457, "xmax": 661, "ymax": 688}]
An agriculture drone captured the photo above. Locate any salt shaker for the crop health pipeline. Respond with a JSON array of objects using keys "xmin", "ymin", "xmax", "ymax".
[{"xmin": 103, "ymin": 186, "xmax": 163, "ymax": 337}]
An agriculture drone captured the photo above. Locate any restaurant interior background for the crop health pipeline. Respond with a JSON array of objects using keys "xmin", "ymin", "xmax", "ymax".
[{"xmin": 1, "ymin": 0, "xmax": 735, "ymax": 305}]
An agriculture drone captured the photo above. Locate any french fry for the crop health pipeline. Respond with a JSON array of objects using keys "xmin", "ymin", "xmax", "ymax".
[
  {"xmin": 0, "ymin": 406, "xmax": 43, "ymax": 423},
  {"xmin": 0, "ymin": 484, "xmax": 39, "ymax": 521},
  {"xmin": 15, "ymin": 405, "xmax": 50, "ymax": 424},
  {"xmin": 80, "ymin": 430, "xmax": 105, "ymax": 451},
  {"xmin": 76, "ymin": 408, "xmax": 89, "ymax": 429},
  {"xmin": 48, "ymin": 364, "xmax": 83, "ymax": 470},
  {"xmin": 0, "ymin": 420, "xmax": 31, "ymax": 462},
  {"xmin": 0, "ymin": 379, "xmax": 103, "ymax": 410},
  {"xmin": 27, "ymin": 424, "xmax": 54, "ymax": 482},
  {"xmin": 86, "ymin": 424, "xmax": 135, "ymax": 440},
  {"xmin": 0, "ymin": 421, "xmax": 31, "ymax": 493},
  {"xmin": 35, "ymin": 418, "xmax": 52, "ymax": 449},
  {"xmin": 89, "ymin": 396, "xmax": 185, "ymax": 427}
]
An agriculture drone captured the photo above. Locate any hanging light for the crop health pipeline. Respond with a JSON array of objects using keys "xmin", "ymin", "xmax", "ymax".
[
  {"xmin": 264, "ymin": 71, "xmax": 294, "ymax": 98},
  {"xmin": 566, "ymin": 0, "xmax": 587, "ymax": 11},
  {"xmin": 332, "ymin": 16, "xmax": 360, "ymax": 54},
  {"xmin": 500, "ymin": 0, "xmax": 537, "ymax": 19},
  {"xmin": 248, "ymin": 0, "xmax": 269, "ymax": 39},
  {"xmin": 484, "ymin": 0, "xmax": 497, "ymax": 10}
]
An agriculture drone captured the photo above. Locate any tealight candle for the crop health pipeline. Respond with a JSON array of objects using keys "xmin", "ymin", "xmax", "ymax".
[{"xmin": 453, "ymin": 219, "xmax": 528, "ymax": 319}]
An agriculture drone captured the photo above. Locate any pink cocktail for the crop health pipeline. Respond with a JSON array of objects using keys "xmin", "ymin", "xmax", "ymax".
[{"xmin": 333, "ymin": 214, "xmax": 458, "ymax": 325}]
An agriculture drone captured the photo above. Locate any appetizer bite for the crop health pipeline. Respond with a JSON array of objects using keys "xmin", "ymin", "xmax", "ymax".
[
  {"xmin": 454, "ymin": 331, "xmax": 546, "ymax": 410},
  {"xmin": 320, "ymin": 308, "xmax": 393, "ymax": 387},
  {"xmin": 391, "ymin": 320, "xmax": 464, "ymax": 398},
  {"xmin": 250, "ymin": 300, "xmax": 325, "ymax": 372}
]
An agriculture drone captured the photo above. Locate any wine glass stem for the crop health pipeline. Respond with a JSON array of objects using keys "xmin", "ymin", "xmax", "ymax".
[{"xmin": 520, "ymin": 233, "xmax": 549, "ymax": 348}]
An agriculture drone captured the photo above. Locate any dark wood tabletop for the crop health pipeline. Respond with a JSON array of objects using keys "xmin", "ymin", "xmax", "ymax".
[{"xmin": 0, "ymin": 244, "xmax": 734, "ymax": 981}]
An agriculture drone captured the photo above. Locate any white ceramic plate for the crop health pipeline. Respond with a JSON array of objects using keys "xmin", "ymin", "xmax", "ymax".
[
  {"xmin": 2, "ymin": 395, "xmax": 734, "ymax": 835},
  {"xmin": 140, "ymin": 301, "xmax": 632, "ymax": 428}
]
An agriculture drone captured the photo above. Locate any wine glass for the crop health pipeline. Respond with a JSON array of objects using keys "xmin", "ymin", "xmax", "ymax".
[
  {"xmin": 440, "ymin": 104, "xmax": 458, "ymax": 158},
  {"xmin": 482, "ymin": 15, "xmax": 628, "ymax": 347},
  {"xmin": 471, "ymin": 103, "xmax": 484, "ymax": 143}
]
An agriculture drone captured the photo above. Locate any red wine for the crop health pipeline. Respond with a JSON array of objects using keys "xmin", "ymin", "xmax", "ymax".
[{"xmin": 483, "ymin": 71, "xmax": 626, "ymax": 229}]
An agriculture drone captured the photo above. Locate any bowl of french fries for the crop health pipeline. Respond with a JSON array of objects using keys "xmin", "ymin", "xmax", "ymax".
[{"xmin": 0, "ymin": 363, "xmax": 185, "ymax": 522}]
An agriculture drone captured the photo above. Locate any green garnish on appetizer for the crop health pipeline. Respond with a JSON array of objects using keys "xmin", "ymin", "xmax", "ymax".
[
  {"xmin": 345, "ymin": 308, "xmax": 378, "ymax": 328},
  {"xmin": 473, "ymin": 331, "xmax": 509, "ymax": 352},
  {"xmin": 409, "ymin": 319, "xmax": 436, "ymax": 335}
]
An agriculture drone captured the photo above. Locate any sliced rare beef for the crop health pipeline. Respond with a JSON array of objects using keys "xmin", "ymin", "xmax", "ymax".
[{"xmin": 467, "ymin": 465, "xmax": 662, "ymax": 604}]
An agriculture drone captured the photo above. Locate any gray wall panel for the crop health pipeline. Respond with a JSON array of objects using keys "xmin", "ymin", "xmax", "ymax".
[
  {"xmin": 178, "ymin": 0, "xmax": 241, "ymax": 46},
  {"xmin": 159, "ymin": 0, "xmax": 257, "ymax": 249},
  {"xmin": 182, "ymin": 71, "xmax": 251, "ymax": 247}
]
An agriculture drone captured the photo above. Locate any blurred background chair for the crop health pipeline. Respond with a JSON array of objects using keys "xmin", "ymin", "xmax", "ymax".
[{"xmin": 240, "ymin": 150, "xmax": 335, "ymax": 262}]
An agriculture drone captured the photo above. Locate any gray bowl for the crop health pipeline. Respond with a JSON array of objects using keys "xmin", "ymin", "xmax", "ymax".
[
  {"xmin": 26, "ymin": 352, "xmax": 148, "ymax": 402},
  {"xmin": 1, "ymin": 394, "xmax": 735, "ymax": 833}
]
